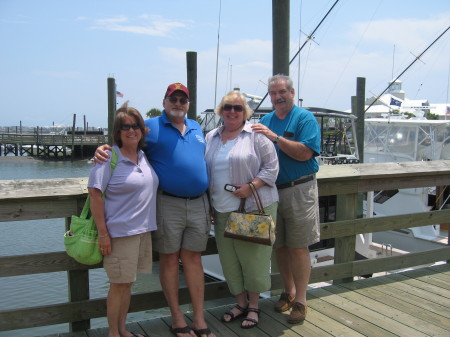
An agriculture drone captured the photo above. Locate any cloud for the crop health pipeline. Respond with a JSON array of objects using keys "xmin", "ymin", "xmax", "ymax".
[{"xmin": 91, "ymin": 14, "xmax": 187, "ymax": 37}]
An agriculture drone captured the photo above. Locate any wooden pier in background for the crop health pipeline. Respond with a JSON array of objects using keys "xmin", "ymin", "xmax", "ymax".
[{"xmin": 0, "ymin": 132, "xmax": 108, "ymax": 159}]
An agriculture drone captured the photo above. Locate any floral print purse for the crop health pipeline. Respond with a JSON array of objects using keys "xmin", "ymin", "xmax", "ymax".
[{"xmin": 224, "ymin": 182, "xmax": 276, "ymax": 246}]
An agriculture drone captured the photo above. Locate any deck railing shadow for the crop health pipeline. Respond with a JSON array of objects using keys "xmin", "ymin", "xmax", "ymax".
[{"xmin": 0, "ymin": 160, "xmax": 449, "ymax": 332}]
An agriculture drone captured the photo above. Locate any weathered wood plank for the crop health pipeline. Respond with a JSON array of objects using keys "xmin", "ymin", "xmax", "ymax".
[
  {"xmin": 187, "ymin": 310, "xmax": 245, "ymax": 337},
  {"xmin": 264, "ymin": 297, "xmax": 360, "ymax": 337},
  {"xmin": 383, "ymin": 272, "xmax": 450, "ymax": 299},
  {"xmin": 0, "ymin": 178, "xmax": 88, "ymax": 200},
  {"xmin": 366, "ymin": 271, "xmax": 450, "ymax": 310},
  {"xmin": 329, "ymin": 282, "xmax": 448, "ymax": 335},
  {"xmin": 0, "ymin": 252, "xmax": 101, "ymax": 277},
  {"xmin": 335, "ymin": 276, "xmax": 450, "ymax": 333},
  {"xmin": 307, "ymin": 291, "xmax": 398, "ymax": 337},
  {"xmin": 0, "ymin": 198, "xmax": 83, "ymax": 222},
  {"xmin": 320, "ymin": 209, "xmax": 450, "ymax": 239},
  {"xmin": 138, "ymin": 318, "xmax": 174, "ymax": 337},
  {"xmin": 308, "ymin": 247, "xmax": 450, "ymax": 283},
  {"xmin": 310, "ymin": 286, "xmax": 426, "ymax": 337},
  {"xmin": 0, "ymin": 239, "xmax": 219, "ymax": 277},
  {"xmin": 397, "ymin": 265, "xmax": 450, "ymax": 290},
  {"xmin": 1, "ymin": 161, "xmax": 449, "ymax": 201},
  {"xmin": 334, "ymin": 193, "xmax": 357, "ymax": 283},
  {"xmin": 317, "ymin": 160, "xmax": 450, "ymax": 196}
]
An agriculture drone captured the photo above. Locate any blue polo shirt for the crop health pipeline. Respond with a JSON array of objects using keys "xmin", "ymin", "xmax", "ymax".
[
  {"xmin": 260, "ymin": 105, "xmax": 320, "ymax": 184},
  {"xmin": 144, "ymin": 111, "xmax": 208, "ymax": 197}
]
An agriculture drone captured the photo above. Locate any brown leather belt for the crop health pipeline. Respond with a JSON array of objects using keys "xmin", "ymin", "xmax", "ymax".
[{"xmin": 276, "ymin": 174, "xmax": 314, "ymax": 190}]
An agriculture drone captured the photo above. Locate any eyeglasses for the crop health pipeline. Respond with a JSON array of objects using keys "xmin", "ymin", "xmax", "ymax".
[
  {"xmin": 223, "ymin": 104, "xmax": 243, "ymax": 112},
  {"xmin": 120, "ymin": 123, "xmax": 140, "ymax": 131},
  {"xmin": 167, "ymin": 96, "xmax": 189, "ymax": 105}
]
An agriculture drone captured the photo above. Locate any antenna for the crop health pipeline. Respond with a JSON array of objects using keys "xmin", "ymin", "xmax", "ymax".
[
  {"xmin": 365, "ymin": 25, "xmax": 450, "ymax": 113},
  {"xmin": 254, "ymin": 0, "xmax": 340, "ymax": 111},
  {"xmin": 213, "ymin": 0, "xmax": 222, "ymax": 108},
  {"xmin": 391, "ymin": 44, "xmax": 395, "ymax": 80}
]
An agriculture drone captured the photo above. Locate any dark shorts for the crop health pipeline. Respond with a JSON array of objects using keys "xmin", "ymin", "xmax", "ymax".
[{"xmin": 152, "ymin": 191, "xmax": 211, "ymax": 254}]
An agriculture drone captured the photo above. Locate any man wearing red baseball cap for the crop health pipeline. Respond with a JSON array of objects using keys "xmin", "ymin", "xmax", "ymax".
[{"xmin": 95, "ymin": 83, "xmax": 215, "ymax": 337}]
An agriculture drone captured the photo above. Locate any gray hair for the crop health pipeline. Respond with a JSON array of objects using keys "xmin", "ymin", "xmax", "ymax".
[{"xmin": 268, "ymin": 74, "xmax": 293, "ymax": 90}]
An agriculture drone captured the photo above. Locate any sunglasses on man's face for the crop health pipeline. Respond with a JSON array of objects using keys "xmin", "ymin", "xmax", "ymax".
[
  {"xmin": 120, "ymin": 123, "xmax": 140, "ymax": 131},
  {"xmin": 223, "ymin": 104, "xmax": 243, "ymax": 112},
  {"xmin": 167, "ymin": 96, "xmax": 189, "ymax": 105}
]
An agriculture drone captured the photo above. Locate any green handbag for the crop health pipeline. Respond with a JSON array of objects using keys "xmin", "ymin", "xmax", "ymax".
[
  {"xmin": 64, "ymin": 150, "xmax": 118, "ymax": 265},
  {"xmin": 224, "ymin": 182, "xmax": 276, "ymax": 246}
]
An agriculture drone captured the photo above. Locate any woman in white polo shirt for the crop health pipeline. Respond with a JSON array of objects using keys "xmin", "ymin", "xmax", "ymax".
[{"xmin": 88, "ymin": 101, "xmax": 158, "ymax": 337}]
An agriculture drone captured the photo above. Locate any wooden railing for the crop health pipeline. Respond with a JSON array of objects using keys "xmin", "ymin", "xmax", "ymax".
[{"xmin": 0, "ymin": 161, "xmax": 449, "ymax": 332}]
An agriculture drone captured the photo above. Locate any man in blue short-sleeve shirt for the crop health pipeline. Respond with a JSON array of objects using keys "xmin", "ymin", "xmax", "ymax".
[
  {"xmin": 252, "ymin": 74, "xmax": 321, "ymax": 325},
  {"xmin": 144, "ymin": 103, "xmax": 208, "ymax": 197},
  {"xmin": 95, "ymin": 83, "xmax": 215, "ymax": 337}
]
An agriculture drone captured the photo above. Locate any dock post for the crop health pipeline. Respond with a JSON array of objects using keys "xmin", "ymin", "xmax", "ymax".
[
  {"xmin": 107, "ymin": 77, "xmax": 116, "ymax": 145},
  {"xmin": 71, "ymin": 114, "xmax": 76, "ymax": 162},
  {"xmin": 186, "ymin": 51, "xmax": 197, "ymax": 121},
  {"xmin": 272, "ymin": 0, "xmax": 290, "ymax": 76}
]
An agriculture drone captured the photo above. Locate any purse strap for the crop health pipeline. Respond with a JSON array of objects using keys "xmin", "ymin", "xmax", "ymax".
[
  {"xmin": 248, "ymin": 182, "xmax": 265, "ymax": 214},
  {"xmin": 237, "ymin": 182, "xmax": 265, "ymax": 214},
  {"xmin": 80, "ymin": 149, "xmax": 119, "ymax": 219}
]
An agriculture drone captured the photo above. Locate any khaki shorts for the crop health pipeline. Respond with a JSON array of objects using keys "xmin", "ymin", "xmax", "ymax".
[
  {"xmin": 274, "ymin": 177, "xmax": 320, "ymax": 249},
  {"xmin": 152, "ymin": 192, "xmax": 211, "ymax": 254},
  {"xmin": 103, "ymin": 232, "xmax": 153, "ymax": 283}
]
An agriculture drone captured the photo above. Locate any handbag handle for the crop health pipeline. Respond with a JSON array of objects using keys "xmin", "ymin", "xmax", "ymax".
[
  {"xmin": 237, "ymin": 182, "xmax": 266, "ymax": 214},
  {"xmin": 81, "ymin": 149, "xmax": 119, "ymax": 220},
  {"xmin": 248, "ymin": 182, "xmax": 266, "ymax": 214}
]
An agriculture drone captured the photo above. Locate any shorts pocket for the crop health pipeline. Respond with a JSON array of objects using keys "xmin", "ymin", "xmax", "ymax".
[
  {"xmin": 104, "ymin": 256, "xmax": 121, "ymax": 280},
  {"xmin": 153, "ymin": 216, "xmax": 165, "ymax": 240}
]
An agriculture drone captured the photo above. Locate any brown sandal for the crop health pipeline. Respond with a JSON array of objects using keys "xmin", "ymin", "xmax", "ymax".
[
  {"xmin": 241, "ymin": 307, "xmax": 260, "ymax": 329},
  {"xmin": 221, "ymin": 304, "xmax": 247, "ymax": 323}
]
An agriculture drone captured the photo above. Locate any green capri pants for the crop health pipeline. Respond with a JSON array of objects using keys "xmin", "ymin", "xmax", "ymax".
[{"xmin": 214, "ymin": 202, "xmax": 278, "ymax": 295}]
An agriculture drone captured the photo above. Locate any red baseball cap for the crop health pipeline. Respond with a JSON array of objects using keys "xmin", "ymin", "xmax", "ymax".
[{"xmin": 165, "ymin": 82, "xmax": 190, "ymax": 99}]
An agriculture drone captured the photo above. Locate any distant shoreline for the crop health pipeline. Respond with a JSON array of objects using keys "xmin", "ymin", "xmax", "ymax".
[{"xmin": 0, "ymin": 156, "xmax": 88, "ymax": 163}]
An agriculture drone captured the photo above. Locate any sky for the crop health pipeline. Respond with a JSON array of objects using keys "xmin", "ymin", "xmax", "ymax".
[{"xmin": 0, "ymin": 0, "xmax": 449, "ymax": 128}]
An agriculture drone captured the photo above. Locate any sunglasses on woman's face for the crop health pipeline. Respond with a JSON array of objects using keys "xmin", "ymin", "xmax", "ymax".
[
  {"xmin": 223, "ymin": 104, "xmax": 243, "ymax": 112},
  {"xmin": 167, "ymin": 96, "xmax": 189, "ymax": 105},
  {"xmin": 120, "ymin": 123, "xmax": 140, "ymax": 131}
]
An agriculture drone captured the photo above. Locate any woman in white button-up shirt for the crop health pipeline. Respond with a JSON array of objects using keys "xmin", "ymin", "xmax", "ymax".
[{"xmin": 205, "ymin": 90, "xmax": 279, "ymax": 329}]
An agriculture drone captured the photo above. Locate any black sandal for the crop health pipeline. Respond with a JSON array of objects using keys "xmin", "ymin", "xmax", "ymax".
[
  {"xmin": 241, "ymin": 307, "xmax": 260, "ymax": 329},
  {"xmin": 221, "ymin": 304, "xmax": 247, "ymax": 323}
]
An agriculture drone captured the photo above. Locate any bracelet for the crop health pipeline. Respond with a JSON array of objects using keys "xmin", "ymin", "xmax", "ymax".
[
  {"xmin": 273, "ymin": 135, "xmax": 281, "ymax": 144},
  {"xmin": 98, "ymin": 233, "xmax": 109, "ymax": 238}
]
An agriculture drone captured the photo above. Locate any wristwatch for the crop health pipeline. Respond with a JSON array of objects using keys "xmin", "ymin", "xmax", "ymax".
[{"xmin": 273, "ymin": 135, "xmax": 281, "ymax": 144}]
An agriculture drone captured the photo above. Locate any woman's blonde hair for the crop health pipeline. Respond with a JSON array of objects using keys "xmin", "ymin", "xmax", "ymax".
[{"xmin": 214, "ymin": 90, "xmax": 254, "ymax": 120}]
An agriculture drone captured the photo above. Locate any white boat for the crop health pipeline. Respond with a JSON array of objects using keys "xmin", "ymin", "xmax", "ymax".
[{"xmin": 363, "ymin": 117, "xmax": 450, "ymax": 252}]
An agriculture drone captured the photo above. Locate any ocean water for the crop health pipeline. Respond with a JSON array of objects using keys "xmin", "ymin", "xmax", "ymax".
[{"xmin": 0, "ymin": 157, "xmax": 173, "ymax": 336}]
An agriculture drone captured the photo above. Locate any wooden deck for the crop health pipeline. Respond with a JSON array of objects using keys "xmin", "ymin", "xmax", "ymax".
[{"xmin": 45, "ymin": 263, "xmax": 450, "ymax": 337}]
